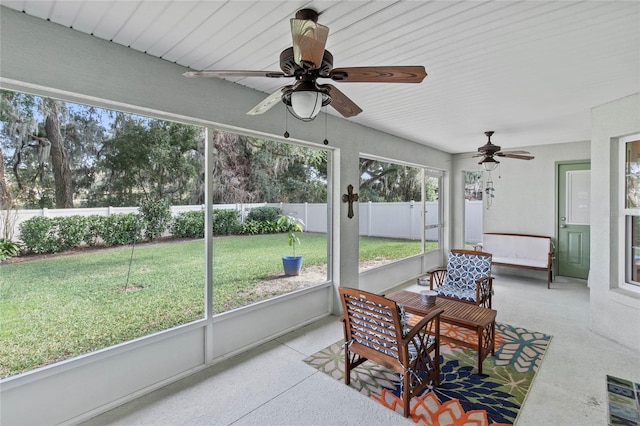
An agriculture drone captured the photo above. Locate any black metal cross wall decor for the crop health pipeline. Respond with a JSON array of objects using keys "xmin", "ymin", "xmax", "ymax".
[{"xmin": 342, "ymin": 184, "xmax": 359, "ymax": 219}]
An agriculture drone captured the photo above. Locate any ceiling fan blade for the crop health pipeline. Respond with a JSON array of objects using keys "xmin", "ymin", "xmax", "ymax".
[
  {"xmin": 329, "ymin": 66, "xmax": 427, "ymax": 83},
  {"xmin": 498, "ymin": 153, "xmax": 535, "ymax": 160},
  {"xmin": 290, "ymin": 18, "xmax": 329, "ymax": 68},
  {"xmin": 183, "ymin": 70, "xmax": 289, "ymax": 78},
  {"xmin": 496, "ymin": 150, "xmax": 531, "ymax": 155},
  {"xmin": 247, "ymin": 87, "xmax": 288, "ymax": 115},
  {"xmin": 325, "ymin": 84, "xmax": 362, "ymax": 117}
]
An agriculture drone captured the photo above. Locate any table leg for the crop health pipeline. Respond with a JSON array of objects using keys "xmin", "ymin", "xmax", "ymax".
[
  {"xmin": 476, "ymin": 321, "xmax": 496, "ymax": 375},
  {"xmin": 477, "ymin": 326, "xmax": 483, "ymax": 375},
  {"xmin": 490, "ymin": 321, "xmax": 495, "ymax": 355}
]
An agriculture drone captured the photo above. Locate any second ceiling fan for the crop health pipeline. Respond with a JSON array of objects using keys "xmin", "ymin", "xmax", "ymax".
[
  {"xmin": 183, "ymin": 9, "xmax": 427, "ymax": 121},
  {"xmin": 475, "ymin": 131, "xmax": 535, "ymax": 171}
]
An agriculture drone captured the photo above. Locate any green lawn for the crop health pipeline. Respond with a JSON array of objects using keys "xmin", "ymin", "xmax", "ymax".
[{"xmin": 0, "ymin": 234, "xmax": 425, "ymax": 377}]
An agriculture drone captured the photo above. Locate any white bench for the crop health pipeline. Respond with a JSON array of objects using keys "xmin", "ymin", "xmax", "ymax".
[{"xmin": 479, "ymin": 233, "xmax": 554, "ymax": 288}]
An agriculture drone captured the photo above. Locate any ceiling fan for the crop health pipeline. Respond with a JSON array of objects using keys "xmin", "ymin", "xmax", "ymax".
[
  {"xmin": 183, "ymin": 9, "xmax": 427, "ymax": 121},
  {"xmin": 475, "ymin": 131, "xmax": 534, "ymax": 171}
]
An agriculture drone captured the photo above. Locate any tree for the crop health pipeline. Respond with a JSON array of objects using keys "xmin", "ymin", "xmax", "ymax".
[
  {"xmin": 43, "ymin": 99, "xmax": 73, "ymax": 207},
  {"xmin": 210, "ymin": 131, "xmax": 327, "ymax": 204},
  {"xmin": 1, "ymin": 89, "xmax": 329, "ymax": 210},
  {"xmin": 0, "ymin": 90, "xmax": 40, "ymax": 204},
  {"xmin": 94, "ymin": 116, "xmax": 202, "ymax": 206},
  {"xmin": 62, "ymin": 106, "xmax": 109, "ymax": 205},
  {"xmin": 210, "ymin": 131, "xmax": 255, "ymax": 203},
  {"xmin": 359, "ymin": 159, "xmax": 422, "ymax": 202},
  {"xmin": 0, "ymin": 148, "xmax": 9, "ymax": 210},
  {"xmin": 0, "ymin": 92, "xmax": 79, "ymax": 208},
  {"xmin": 464, "ymin": 171, "xmax": 483, "ymax": 201}
]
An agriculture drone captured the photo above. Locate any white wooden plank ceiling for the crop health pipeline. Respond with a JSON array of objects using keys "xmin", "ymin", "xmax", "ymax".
[{"xmin": 1, "ymin": 0, "xmax": 638, "ymax": 154}]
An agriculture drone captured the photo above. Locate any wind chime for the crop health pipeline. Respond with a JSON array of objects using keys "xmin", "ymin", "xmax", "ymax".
[
  {"xmin": 484, "ymin": 175, "xmax": 495, "ymax": 209},
  {"xmin": 482, "ymin": 165, "xmax": 502, "ymax": 209}
]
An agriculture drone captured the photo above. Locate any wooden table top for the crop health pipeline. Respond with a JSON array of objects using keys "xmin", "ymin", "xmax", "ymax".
[{"xmin": 387, "ymin": 290, "xmax": 497, "ymax": 328}]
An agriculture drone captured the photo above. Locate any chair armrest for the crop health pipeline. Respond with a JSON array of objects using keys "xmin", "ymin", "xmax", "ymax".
[
  {"xmin": 474, "ymin": 275, "xmax": 493, "ymax": 286},
  {"xmin": 402, "ymin": 308, "xmax": 443, "ymax": 342},
  {"xmin": 474, "ymin": 276, "xmax": 494, "ymax": 309},
  {"xmin": 429, "ymin": 269, "xmax": 447, "ymax": 289}
]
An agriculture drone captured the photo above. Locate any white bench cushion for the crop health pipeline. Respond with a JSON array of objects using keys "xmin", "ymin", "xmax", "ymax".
[
  {"xmin": 482, "ymin": 234, "xmax": 550, "ymax": 263},
  {"xmin": 492, "ymin": 256, "xmax": 548, "ymax": 269}
]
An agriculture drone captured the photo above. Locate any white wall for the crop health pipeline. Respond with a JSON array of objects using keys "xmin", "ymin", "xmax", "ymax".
[
  {"xmin": 0, "ymin": 7, "xmax": 451, "ymax": 425},
  {"xmin": 481, "ymin": 141, "xmax": 590, "ymax": 236},
  {"xmin": 589, "ymin": 93, "xmax": 640, "ymax": 352},
  {"xmin": 451, "ymin": 141, "xmax": 590, "ymax": 247}
]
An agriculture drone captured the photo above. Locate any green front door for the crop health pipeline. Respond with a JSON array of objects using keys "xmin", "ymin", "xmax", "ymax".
[{"xmin": 557, "ymin": 162, "xmax": 591, "ymax": 279}]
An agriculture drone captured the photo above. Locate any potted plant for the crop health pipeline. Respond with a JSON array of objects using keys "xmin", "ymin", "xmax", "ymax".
[{"xmin": 277, "ymin": 214, "xmax": 305, "ymax": 276}]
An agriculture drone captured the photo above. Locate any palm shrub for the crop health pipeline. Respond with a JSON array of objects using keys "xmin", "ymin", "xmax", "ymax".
[{"xmin": 0, "ymin": 238, "xmax": 21, "ymax": 261}]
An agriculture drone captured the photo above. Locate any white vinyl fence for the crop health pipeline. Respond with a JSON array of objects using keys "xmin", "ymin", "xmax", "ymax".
[
  {"xmin": 1, "ymin": 201, "xmax": 483, "ymax": 243},
  {"xmin": 464, "ymin": 200, "xmax": 483, "ymax": 243}
]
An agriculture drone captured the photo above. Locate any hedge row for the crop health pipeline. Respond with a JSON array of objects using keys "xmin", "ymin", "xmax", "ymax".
[{"xmin": 17, "ymin": 206, "xmax": 288, "ymax": 255}]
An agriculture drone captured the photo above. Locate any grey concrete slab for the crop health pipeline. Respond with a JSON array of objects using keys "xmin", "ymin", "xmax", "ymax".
[{"xmin": 84, "ymin": 274, "xmax": 640, "ymax": 426}]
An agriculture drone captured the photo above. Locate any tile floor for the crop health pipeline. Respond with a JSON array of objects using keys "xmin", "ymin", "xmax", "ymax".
[{"xmin": 83, "ymin": 273, "xmax": 640, "ymax": 425}]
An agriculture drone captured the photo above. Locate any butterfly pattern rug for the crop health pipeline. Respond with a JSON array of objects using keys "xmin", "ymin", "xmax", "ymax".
[{"xmin": 304, "ymin": 322, "xmax": 551, "ymax": 425}]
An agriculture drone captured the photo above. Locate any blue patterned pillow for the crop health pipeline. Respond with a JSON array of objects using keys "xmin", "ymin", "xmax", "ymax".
[{"xmin": 443, "ymin": 252, "xmax": 491, "ymax": 291}]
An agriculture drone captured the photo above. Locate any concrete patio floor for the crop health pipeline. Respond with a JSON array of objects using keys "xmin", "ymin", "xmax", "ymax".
[{"xmin": 83, "ymin": 273, "xmax": 640, "ymax": 425}]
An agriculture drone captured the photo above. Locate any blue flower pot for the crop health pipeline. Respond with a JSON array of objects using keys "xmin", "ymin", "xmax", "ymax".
[{"xmin": 282, "ymin": 256, "xmax": 303, "ymax": 276}]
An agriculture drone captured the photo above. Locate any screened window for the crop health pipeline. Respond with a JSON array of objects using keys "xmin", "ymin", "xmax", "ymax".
[
  {"xmin": 0, "ymin": 90, "xmax": 330, "ymax": 378},
  {"xmin": 0, "ymin": 89, "xmax": 206, "ymax": 377},
  {"xmin": 626, "ymin": 216, "xmax": 640, "ymax": 285},
  {"xmin": 358, "ymin": 157, "xmax": 441, "ymax": 271},
  {"xmin": 464, "ymin": 171, "xmax": 483, "ymax": 248},
  {"xmin": 424, "ymin": 173, "xmax": 443, "ymax": 253},
  {"xmin": 624, "ymin": 138, "xmax": 640, "ymax": 287},
  {"xmin": 210, "ymin": 131, "xmax": 329, "ymax": 314}
]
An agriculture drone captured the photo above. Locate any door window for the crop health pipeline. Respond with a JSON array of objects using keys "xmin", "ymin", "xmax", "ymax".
[{"xmin": 565, "ymin": 170, "xmax": 590, "ymax": 225}]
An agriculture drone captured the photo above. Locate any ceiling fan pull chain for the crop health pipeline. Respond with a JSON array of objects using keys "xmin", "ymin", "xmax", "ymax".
[
  {"xmin": 284, "ymin": 106, "xmax": 290, "ymax": 138},
  {"xmin": 323, "ymin": 106, "xmax": 329, "ymax": 145}
]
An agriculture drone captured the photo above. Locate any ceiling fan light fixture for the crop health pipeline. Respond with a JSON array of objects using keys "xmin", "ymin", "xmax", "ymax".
[
  {"xmin": 480, "ymin": 156, "xmax": 500, "ymax": 171},
  {"xmin": 282, "ymin": 81, "xmax": 331, "ymax": 121},
  {"xmin": 290, "ymin": 91, "xmax": 324, "ymax": 120}
]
